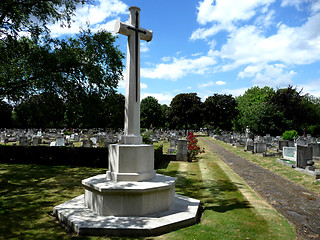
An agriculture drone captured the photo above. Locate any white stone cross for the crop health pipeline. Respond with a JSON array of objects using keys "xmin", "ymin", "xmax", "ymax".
[{"xmin": 114, "ymin": 6, "xmax": 153, "ymax": 145}]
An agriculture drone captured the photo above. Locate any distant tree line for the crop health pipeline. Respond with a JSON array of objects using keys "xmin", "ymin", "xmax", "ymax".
[{"xmin": 2, "ymin": 85, "xmax": 320, "ymax": 137}]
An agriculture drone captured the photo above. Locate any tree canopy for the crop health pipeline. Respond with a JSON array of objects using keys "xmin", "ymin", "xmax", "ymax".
[
  {"xmin": 166, "ymin": 93, "xmax": 202, "ymax": 129},
  {"xmin": 140, "ymin": 96, "xmax": 162, "ymax": 129},
  {"xmin": 0, "ymin": 0, "xmax": 86, "ymax": 39},
  {"xmin": 0, "ymin": 29, "xmax": 124, "ymax": 102},
  {"xmin": 203, "ymin": 94, "xmax": 237, "ymax": 131}
]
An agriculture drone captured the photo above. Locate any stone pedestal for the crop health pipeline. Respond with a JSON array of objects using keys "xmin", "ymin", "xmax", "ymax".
[
  {"xmin": 106, "ymin": 144, "xmax": 156, "ymax": 182},
  {"xmin": 83, "ymin": 174, "xmax": 175, "ymax": 216}
]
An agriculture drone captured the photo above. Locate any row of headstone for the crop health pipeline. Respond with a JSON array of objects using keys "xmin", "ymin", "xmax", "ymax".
[{"xmin": 0, "ymin": 129, "xmax": 124, "ymax": 148}]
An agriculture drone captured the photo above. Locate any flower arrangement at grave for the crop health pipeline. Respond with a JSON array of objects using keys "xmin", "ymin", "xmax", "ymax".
[{"xmin": 187, "ymin": 132, "xmax": 205, "ymax": 159}]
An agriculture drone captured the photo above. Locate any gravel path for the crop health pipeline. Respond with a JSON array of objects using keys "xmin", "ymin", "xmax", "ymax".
[{"xmin": 203, "ymin": 138, "xmax": 320, "ymax": 240}]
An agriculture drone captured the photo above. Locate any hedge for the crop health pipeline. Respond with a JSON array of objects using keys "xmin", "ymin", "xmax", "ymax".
[{"xmin": 0, "ymin": 145, "xmax": 164, "ymax": 169}]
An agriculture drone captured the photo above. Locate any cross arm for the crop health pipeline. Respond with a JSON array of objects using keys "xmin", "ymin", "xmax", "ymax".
[{"xmin": 114, "ymin": 20, "xmax": 153, "ymax": 42}]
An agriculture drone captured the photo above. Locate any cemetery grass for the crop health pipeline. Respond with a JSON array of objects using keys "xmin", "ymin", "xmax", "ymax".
[
  {"xmin": 0, "ymin": 149, "xmax": 294, "ymax": 240},
  {"xmin": 206, "ymin": 138, "xmax": 320, "ymax": 197}
]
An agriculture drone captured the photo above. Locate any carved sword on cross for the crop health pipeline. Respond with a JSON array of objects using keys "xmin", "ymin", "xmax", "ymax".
[
  {"xmin": 114, "ymin": 7, "xmax": 153, "ymax": 145},
  {"xmin": 115, "ymin": 6, "xmax": 153, "ymax": 102}
]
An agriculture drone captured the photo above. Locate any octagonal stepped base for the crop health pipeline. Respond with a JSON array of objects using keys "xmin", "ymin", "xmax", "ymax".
[
  {"xmin": 53, "ymin": 193, "xmax": 201, "ymax": 237},
  {"xmin": 82, "ymin": 174, "xmax": 176, "ymax": 216}
]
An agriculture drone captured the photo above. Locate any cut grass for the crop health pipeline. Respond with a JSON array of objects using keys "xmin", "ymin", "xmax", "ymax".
[
  {"xmin": 0, "ymin": 141, "xmax": 295, "ymax": 239},
  {"xmin": 204, "ymin": 137, "xmax": 320, "ymax": 196}
]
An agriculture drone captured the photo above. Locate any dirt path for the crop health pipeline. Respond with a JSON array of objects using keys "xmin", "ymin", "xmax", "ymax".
[{"xmin": 202, "ymin": 138, "xmax": 320, "ymax": 240}]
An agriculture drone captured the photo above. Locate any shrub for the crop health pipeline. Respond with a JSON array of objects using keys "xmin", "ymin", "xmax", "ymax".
[
  {"xmin": 282, "ymin": 130, "xmax": 298, "ymax": 141},
  {"xmin": 187, "ymin": 132, "xmax": 205, "ymax": 159}
]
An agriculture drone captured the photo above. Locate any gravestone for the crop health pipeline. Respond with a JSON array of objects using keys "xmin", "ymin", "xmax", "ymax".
[
  {"xmin": 19, "ymin": 136, "xmax": 29, "ymax": 146},
  {"xmin": 32, "ymin": 137, "xmax": 41, "ymax": 146},
  {"xmin": 245, "ymin": 139, "xmax": 254, "ymax": 151},
  {"xmin": 296, "ymin": 145, "xmax": 313, "ymax": 169},
  {"xmin": 167, "ymin": 139, "xmax": 176, "ymax": 153},
  {"xmin": 278, "ymin": 140, "xmax": 288, "ymax": 151},
  {"xmin": 308, "ymin": 143, "xmax": 320, "ymax": 157},
  {"xmin": 55, "ymin": 136, "xmax": 65, "ymax": 147},
  {"xmin": 253, "ymin": 142, "xmax": 267, "ymax": 153},
  {"xmin": 54, "ymin": 6, "xmax": 200, "ymax": 237},
  {"xmin": 283, "ymin": 147, "xmax": 296, "ymax": 161},
  {"xmin": 176, "ymin": 139, "xmax": 188, "ymax": 161},
  {"xmin": 74, "ymin": 134, "xmax": 80, "ymax": 142},
  {"xmin": 81, "ymin": 139, "xmax": 92, "ymax": 148},
  {"xmin": 296, "ymin": 137, "xmax": 307, "ymax": 146}
]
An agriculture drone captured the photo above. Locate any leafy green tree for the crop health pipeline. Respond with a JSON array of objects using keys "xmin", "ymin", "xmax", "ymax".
[
  {"xmin": 166, "ymin": 93, "xmax": 202, "ymax": 129},
  {"xmin": 140, "ymin": 96, "xmax": 162, "ymax": 129},
  {"xmin": 160, "ymin": 104, "xmax": 168, "ymax": 128},
  {"xmin": 0, "ymin": 100, "xmax": 13, "ymax": 127},
  {"xmin": 266, "ymin": 86, "xmax": 309, "ymax": 134},
  {"xmin": 1, "ymin": 29, "xmax": 124, "ymax": 103},
  {"xmin": 203, "ymin": 94, "xmax": 237, "ymax": 131},
  {"xmin": 0, "ymin": 0, "xmax": 85, "ymax": 38},
  {"xmin": 102, "ymin": 93, "xmax": 125, "ymax": 130},
  {"xmin": 14, "ymin": 92, "xmax": 65, "ymax": 128},
  {"xmin": 235, "ymin": 86, "xmax": 282, "ymax": 135}
]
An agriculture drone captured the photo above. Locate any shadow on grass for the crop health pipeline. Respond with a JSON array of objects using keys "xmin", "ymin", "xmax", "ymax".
[
  {"xmin": 160, "ymin": 167, "xmax": 252, "ymax": 214},
  {"xmin": 0, "ymin": 163, "xmax": 105, "ymax": 240}
]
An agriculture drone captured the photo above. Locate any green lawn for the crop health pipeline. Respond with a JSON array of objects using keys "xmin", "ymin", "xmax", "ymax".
[{"xmin": 0, "ymin": 138, "xmax": 295, "ymax": 239}]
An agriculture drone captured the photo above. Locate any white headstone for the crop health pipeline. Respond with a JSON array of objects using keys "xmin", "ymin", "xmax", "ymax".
[{"xmin": 56, "ymin": 137, "xmax": 65, "ymax": 147}]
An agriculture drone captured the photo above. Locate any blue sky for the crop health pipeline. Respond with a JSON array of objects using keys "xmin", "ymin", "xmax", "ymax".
[{"xmin": 48, "ymin": 0, "xmax": 320, "ymax": 105}]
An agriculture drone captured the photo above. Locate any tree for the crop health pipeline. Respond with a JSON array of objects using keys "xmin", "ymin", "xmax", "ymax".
[
  {"xmin": 0, "ymin": 100, "xmax": 13, "ymax": 127},
  {"xmin": 235, "ymin": 86, "xmax": 281, "ymax": 135},
  {"xmin": 266, "ymin": 86, "xmax": 309, "ymax": 134},
  {"xmin": 0, "ymin": 29, "xmax": 124, "ymax": 103},
  {"xmin": 140, "ymin": 96, "xmax": 162, "ymax": 129},
  {"xmin": 203, "ymin": 94, "xmax": 237, "ymax": 131},
  {"xmin": 0, "ymin": 0, "xmax": 86, "ymax": 39},
  {"xmin": 102, "ymin": 93, "xmax": 125, "ymax": 130},
  {"xmin": 160, "ymin": 104, "xmax": 168, "ymax": 128},
  {"xmin": 14, "ymin": 92, "xmax": 65, "ymax": 128},
  {"xmin": 166, "ymin": 93, "xmax": 202, "ymax": 129}
]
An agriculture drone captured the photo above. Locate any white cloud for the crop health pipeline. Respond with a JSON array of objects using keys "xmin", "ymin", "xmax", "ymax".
[
  {"xmin": 48, "ymin": 0, "xmax": 128, "ymax": 37},
  {"xmin": 161, "ymin": 56, "xmax": 171, "ymax": 62},
  {"xmin": 215, "ymin": 13, "xmax": 320, "ymax": 71},
  {"xmin": 311, "ymin": 1, "xmax": 320, "ymax": 13},
  {"xmin": 221, "ymin": 87, "xmax": 249, "ymax": 97},
  {"xmin": 198, "ymin": 81, "xmax": 214, "ymax": 88},
  {"xmin": 141, "ymin": 54, "xmax": 217, "ymax": 80},
  {"xmin": 299, "ymin": 79, "xmax": 320, "ymax": 97},
  {"xmin": 281, "ymin": 0, "xmax": 310, "ymax": 10},
  {"xmin": 140, "ymin": 83, "xmax": 148, "ymax": 89},
  {"xmin": 141, "ymin": 42, "xmax": 150, "ymax": 53},
  {"xmin": 252, "ymin": 64, "xmax": 296, "ymax": 87},
  {"xmin": 140, "ymin": 92, "xmax": 174, "ymax": 105},
  {"xmin": 238, "ymin": 65, "xmax": 265, "ymax": 78},
  {"xmin": 191, "ymin": 0, "xmax": 275, "ymax": 39},
  {"xmin": 216, "ymin": 81, "xmax": 226, "ymax": 85}
]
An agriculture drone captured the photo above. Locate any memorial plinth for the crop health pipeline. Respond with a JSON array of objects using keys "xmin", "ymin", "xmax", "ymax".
[{"xmin": 53, "ymin": 6, "xmax": 200, "ymax": 236}]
